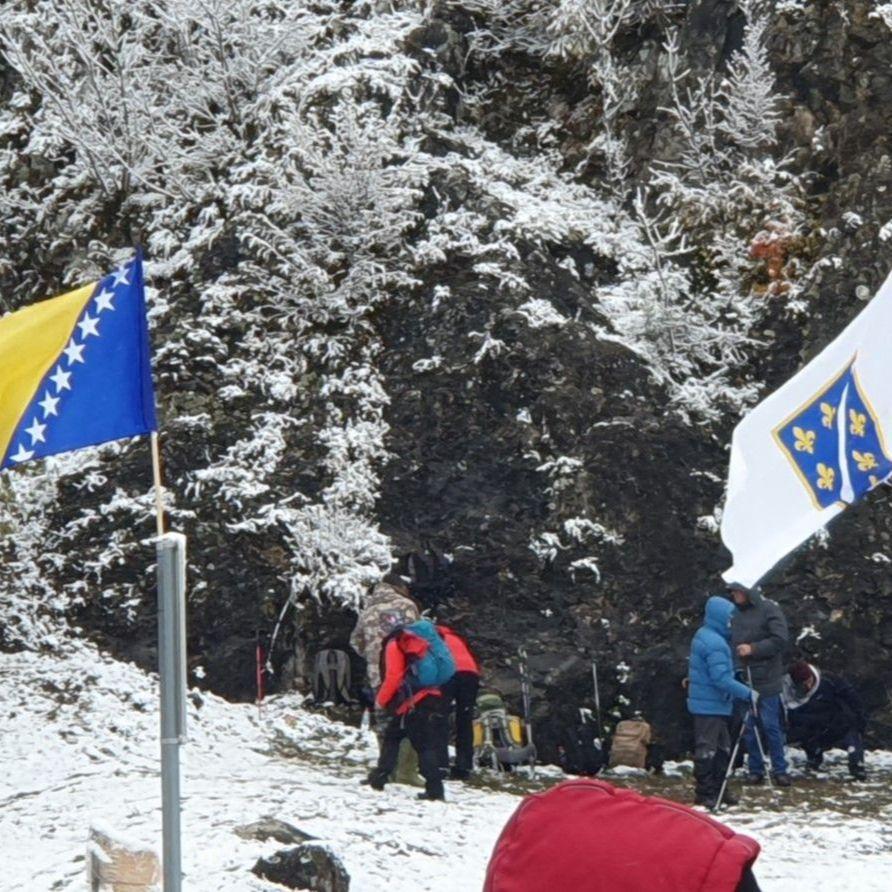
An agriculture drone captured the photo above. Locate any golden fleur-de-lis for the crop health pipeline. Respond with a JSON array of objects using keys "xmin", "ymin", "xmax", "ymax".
[
  {"xmin": 853, "ymin": 450, "xmax": 878, "ymax": 472},
  {"xmin": 816, "ymin": 463, "xmax": 835, "ymax": 491},
  {"xmin": 820, "ymin": 402, "xmax": 836, "ymax": 429},
  {"xmin": 849, "ymin": 409, "xmax": 867, "ymax": 437},
  {"xmin": 793, "ymin": 426, "xmax": 816, "ymax": 454}
]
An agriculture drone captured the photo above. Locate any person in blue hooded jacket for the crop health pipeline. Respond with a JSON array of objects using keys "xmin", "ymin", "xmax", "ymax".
[{"xmin": 688, "ymin": 596, "xmax": 756, "ymax": 808}]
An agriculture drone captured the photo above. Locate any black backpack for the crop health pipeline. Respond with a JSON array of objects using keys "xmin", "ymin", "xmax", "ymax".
[{"xmin": 558, "ymin": 708, "xmax": 606, "ymax": 776}]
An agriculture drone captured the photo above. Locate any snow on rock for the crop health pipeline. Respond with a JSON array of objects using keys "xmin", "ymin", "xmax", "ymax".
[{"xmin": 2, "ymin": 643, "xmax": 891, "ymax": 890}]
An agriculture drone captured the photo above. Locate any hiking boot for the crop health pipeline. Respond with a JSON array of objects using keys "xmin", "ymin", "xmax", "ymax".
[
  {"xmin": 719, "ymin": 789, "xmax": 740, "ymax": 807},
  {"xmin": 365, "ymin": 772, "xmax": 386, "ymax": 791},
  {"xmin": 849, "ymin": 764, "xmax": 867, "ymax": 782},
  {"xmin": 743, "ymin": 773, "xmax": 764, "ymax": 785},
  {"xmin": 772, "ymin": 773, "xmax": 792, "ymax": 787},
  {"xmin": 449, "ymin": 767, "xmax": 471, "ymax": 781},
  {"xmin": 693, "ymin": 794, "xmax": 717, "ymax": 809},
  {"xmin": 417, "ymin": 791, "xmax": 445, "ymax": 802}
]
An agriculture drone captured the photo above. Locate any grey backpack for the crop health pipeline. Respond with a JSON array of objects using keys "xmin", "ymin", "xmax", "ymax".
[{"xmin": 312, "ymin": 649, "xmax": 352, "ymax": 704}]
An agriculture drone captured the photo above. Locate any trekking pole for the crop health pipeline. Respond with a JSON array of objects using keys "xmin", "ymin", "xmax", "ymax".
[
  {"xmin": 591, "ymin": 658, "xmax": 603, "ymax": 740},
  {"xmin": 255, "ymin": 629, "xmax": 265, "ymax": 719},
  {"xmin": 746, "ymin": 667, "xmax": 773, "ymax": 790},
  {"xmin": 265, "ymin": 595, "xmax": 294, "ymax": 675},
  {"xmin": 518, "ymin": 646, "xmax": 536, "ymax": 778},
  {"xmin": 713, "ymin": 708, "xmax": 749, "ymax": 813}
]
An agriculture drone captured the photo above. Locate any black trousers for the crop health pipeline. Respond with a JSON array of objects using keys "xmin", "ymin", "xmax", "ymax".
[
  {"xmin": 693, "ymin": 714, "xmax": 731, "ymax": 801},
  {"xmin": 452, "ymin": 671, "xmax": 480, "ymax": 772},
  {"xmin": 371, "ymin": 697, "xmax": 449, "ymax": 799},
  {"xmin": 738, "ymin": 866, "xmax": 762, "ymax": 892}
]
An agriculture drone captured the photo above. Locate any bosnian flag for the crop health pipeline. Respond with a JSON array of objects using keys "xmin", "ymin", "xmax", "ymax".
[
  {"xmin": 722, "ymin": 272, "xmax": 892, "ymax": 587},
  {"xmin": 0, "ymin": 253, "xmax": 157, "ymax": 469}
]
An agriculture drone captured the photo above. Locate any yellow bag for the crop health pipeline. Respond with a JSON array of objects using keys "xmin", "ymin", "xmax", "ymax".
[{"xmin": 507, "ymin": 715, "xmax": 524, "ymax": 746}]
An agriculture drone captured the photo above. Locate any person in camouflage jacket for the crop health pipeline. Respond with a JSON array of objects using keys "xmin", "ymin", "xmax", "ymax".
[{"xmin": 350, "ymin": 574, "xmax": 419, "ymax": 689}]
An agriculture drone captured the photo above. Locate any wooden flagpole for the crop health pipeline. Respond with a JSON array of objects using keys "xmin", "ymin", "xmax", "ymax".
[{"xmin": 151, "ymin": 431, "xmax": 165, "ymax": 537}]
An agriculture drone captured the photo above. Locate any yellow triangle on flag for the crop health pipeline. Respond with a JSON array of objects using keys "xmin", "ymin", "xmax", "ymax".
[{"xmin": 0, "ymin": 283, "xmax": 96, "ymax": 463}]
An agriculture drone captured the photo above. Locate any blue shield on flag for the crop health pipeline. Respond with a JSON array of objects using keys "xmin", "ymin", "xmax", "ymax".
[{"xmin": 773, "ymin": 360, "xmax": 892, "ymax": 510}]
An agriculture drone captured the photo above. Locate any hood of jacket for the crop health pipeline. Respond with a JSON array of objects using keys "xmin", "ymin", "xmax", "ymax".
[
  {"xmin": 783, "ymin": 665, "xmax": 821, "ymax": 709},
  {"xmin": 704, "ymin": 596, "xmax": 736, "ymax": 640},
  {"xmin": 726, "ymin": 582, "xmax": 764, "ymax": 608}
]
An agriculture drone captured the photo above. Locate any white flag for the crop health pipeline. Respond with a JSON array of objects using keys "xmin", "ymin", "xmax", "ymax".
[{"xmin": 721, "ymin": 274, "xmax": 892, "ymax": 586}]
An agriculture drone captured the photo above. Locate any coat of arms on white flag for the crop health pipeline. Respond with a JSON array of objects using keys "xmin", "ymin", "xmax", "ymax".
[{"xmin": 722, "ymin": 274, "xmax": 892, "ymax": 587}]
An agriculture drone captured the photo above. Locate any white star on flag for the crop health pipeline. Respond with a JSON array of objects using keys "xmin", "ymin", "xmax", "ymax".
[
  {"xmin": 111, "ymin": 265, "xmax": 131, "ymax": 287},
  {"xmin": 39, "ymin": 391, "xmax": 60, "ymax": 417},
  {"xmin": 50, "ymin": 366, "xmax": 72, "ymax": 392},
  {"xmin": 25, "ymin": 418, "xmax": 47, "ymax": 444},
  {"xmin": 10, "ymin": 444, "xmax": 34, "ymax": 463},
  {"xmin": 63, "ymin": 341, "xmax": 86, "ymax": 365},
  {"xmin": 95, "ymin": 289, "xmax": 116, "ymax": 313},
  {"xmin": 77, "ymin": 313, "xmax": 100, "ymax": 339}
]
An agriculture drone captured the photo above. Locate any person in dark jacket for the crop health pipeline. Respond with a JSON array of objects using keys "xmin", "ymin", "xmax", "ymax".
[
  {"xmin": 688, "ymin": 596, "xmax": 756, "ymax": 808},
  {"xmin": 438, "ymin": 625, "xmax": 481, "ymax": 780},
  {"xmin": 364, "ymin": 624, "xmax": 452, "ymax": 801},
  {"xmin": 728, "ymin": 582, "xmax": 791, "ymax": 786},
  {"xmin": 783, "ymin": 660, "xmax": 867, "ymax": 780}
]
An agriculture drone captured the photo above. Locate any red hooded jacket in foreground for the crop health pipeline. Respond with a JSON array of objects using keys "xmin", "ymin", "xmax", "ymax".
[{"xmin": 484, "ymin": 779, "xmax": 760, "ymax": 892}]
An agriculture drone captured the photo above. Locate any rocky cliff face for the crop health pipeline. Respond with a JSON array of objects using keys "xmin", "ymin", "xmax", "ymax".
[
  {"xmin": 375, "ymin": 0, "xmax": 892, "ymax": 759},
  {"xmin": 2, "ymin": 0, "xmax": 892, "ymax": 761}
]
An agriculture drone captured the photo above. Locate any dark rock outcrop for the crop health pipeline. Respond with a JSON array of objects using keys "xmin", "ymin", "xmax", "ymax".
[{"xmin": 252, "ymin": 843, "xmax": 350, "ymax": 892}]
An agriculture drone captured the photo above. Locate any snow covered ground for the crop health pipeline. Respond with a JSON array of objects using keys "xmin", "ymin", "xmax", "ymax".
[{"xmin": 3, "ymin": 643, "xmax": 891, "ymax": 891}]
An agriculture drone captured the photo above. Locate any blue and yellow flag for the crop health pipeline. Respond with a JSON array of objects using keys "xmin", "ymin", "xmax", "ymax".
[{"xmin": 0, "ymin": 254, "xmax": 157, "ymax": 469}]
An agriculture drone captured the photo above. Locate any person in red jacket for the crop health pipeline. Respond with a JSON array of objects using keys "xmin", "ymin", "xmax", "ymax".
[
  {"xmin": 365, "ymin": 626, "xmax": 450, "ymax": 801},
  {"xmin": 484, "ymin": 778, "xmax": 763, "ymax": 892},
  {"xmin": 438, "ymin": 625, "xmax": 481, "ymax": 780}
]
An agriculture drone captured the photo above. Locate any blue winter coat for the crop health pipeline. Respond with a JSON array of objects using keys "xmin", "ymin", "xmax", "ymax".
[{"xmin": 688, "ymin": 597, "xmax": 752, "ymax": 716}]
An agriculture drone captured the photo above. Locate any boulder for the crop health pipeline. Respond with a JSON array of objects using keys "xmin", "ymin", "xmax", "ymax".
[
  {"xmin": 234, "ymin": 818, "xmax": 316, "ymax": 845},
  {"xmin": 252, "ymin": 843, "xmax": 350, "ymax": 892},
  {"xmin": 88, "ymin": 827, "xmax": 160, "ymax": 892}
]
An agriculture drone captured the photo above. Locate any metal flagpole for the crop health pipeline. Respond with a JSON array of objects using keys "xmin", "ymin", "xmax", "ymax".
[{"xmin": 152, "ymin": 432, "xmax": 188, "ymax": 892}]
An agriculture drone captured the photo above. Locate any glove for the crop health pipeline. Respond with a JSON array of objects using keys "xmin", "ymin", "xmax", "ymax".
[{"xmin": 750, "ymin": 689, "xmax": 760, "ymax": 711}]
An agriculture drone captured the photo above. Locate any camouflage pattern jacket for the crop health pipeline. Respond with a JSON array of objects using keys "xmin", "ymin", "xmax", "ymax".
[{"xmin": 349, "ymin": 583, "xmax": 419, "ymax": 688}]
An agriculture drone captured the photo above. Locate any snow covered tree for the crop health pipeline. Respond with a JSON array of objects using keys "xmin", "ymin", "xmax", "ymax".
[
  {"xmin": 0, "ymin": 0, "xmax": 806, "ymax": 703},
  {"xmin": 0, "ymin": 0, "xmax": 425, "ymax": 650}
]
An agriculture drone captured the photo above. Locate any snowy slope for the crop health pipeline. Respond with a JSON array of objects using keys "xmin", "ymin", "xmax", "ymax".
[{"xmin": 2, "ymin": 644, "xmax": 891, "ymax": 891}]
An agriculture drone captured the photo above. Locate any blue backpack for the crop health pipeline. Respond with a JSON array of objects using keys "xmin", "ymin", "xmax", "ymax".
[{"xmin": 403, "ymin": 619, "xmax": 456, "ymax": 689}]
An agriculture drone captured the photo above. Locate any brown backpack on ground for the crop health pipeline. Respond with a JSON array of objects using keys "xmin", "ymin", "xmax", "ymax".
[{"xmin": 608, "ymin": 719, "xmax": 652, "ymax": 769}]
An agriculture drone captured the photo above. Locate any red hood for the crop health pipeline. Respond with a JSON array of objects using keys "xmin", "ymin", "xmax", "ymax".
[{"xmin": 484, "ymin": 779, "xmax": 760, "ymax": 892}]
